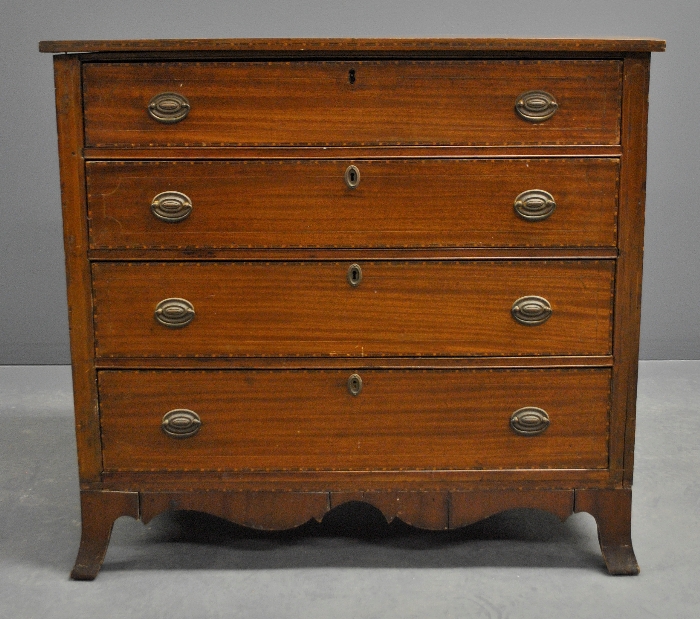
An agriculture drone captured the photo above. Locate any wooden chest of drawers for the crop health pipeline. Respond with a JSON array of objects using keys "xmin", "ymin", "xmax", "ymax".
[{"xmin": 41, "ymin": 37, "xmax": 664, "ymax": 578}]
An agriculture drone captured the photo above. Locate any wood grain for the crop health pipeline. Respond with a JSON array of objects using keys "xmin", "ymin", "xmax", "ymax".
[
  {"xmin": 92, "ymin": 355, "xmax": 613, "ymax": 370},
  {"xmin": 82, "ymin": 60, "xmax": 622, "ymax": 147},
  {"xmin": 450, "ymin": 489, "xmax": 574, "ymax": 527},
  {"xmin": 98, "ymin": 368, "xmax": 611, "ymax": 472},
  {"xmin": 70, "ymin": 490, "xmax": 139, "ymax": 580},
  {"xmin": 140, "ymin": 491, "xmax": 329, "ymax": 529},
  {"xmin": 575, "ymin": 488, "xmax": 639, "ymax": 575},
  {"xmin": 92, "ymin": 260, "xmax": 614, "ymax": 358},
  {"xmin": 87, "ymin": 247, "xmax": 619, "ymax": 262},
  {"xmin": 52, "ymin": 56, "xmax": 103, "ymax": 482},
  {"xmin": 39, "ymin": 38, "xmax": 666, "ymax": 54},
  {"xmin": 86, "ymin": 158, "xmax": 619, "ymax": 249},
  {"xmin": 99, "ymin": 468, "xmax": 614, "ymax": 493},
  {"xmin": 82, "ymin": 145, "xmax": 624, "ymax": 160},
  {"xmin": 612, "ymin": 56, "xmax": 651, "ymax": 487}
]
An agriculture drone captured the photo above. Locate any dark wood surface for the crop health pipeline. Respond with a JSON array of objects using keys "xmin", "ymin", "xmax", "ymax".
[
  {"xmin": 70, "ymin": 491, "xmax": 139, "ymax": 580},
  {"xmin": 39, "ymin": 37, "xmax": 666, "ymax": 54},
  {"xmin": 91, "ymin": 260, "xmax": 614, "ymax": 358},
  {"xmin": 52, "ymin": 56, "xmax": 103, "ymax": 482},
  {"xmin": 82, "ymin": 145, "xmax": 624, "ymax": 160},
  {"xmin": 88, "ymin": 247, "xmax": 619, "ymax": 262},
  {"xmin": 93, "ymin": 355, "xmax": 613, "ymax": 370},
  {"xmin": 98, "ymin": 368, "xmax": 610, "ymax": 472},
  {"xmin": 86, "ymin": 158, "xmax": 619, "ymax": 249},
  {"xmin": 99, "ymin": 468, "xmax": 613, "ymax": 492},
  {"xmin": 614, "ymin": 56, "xmax": 651, "ymax": 487},
  {"xmin": 70, "ymin": 487, "xmax": 639, "ymax": 577},
  {"xmin": 82, "ymin": 60, "xmax": 622, "ymax": 147},
  {"xmin": 45, "ymin": 39, "xmax": 661, "ymax": 577},
  {"xmin": 575, "ymin": 488, "xmax": 639, "ymax": 575},
  {"xmin": 141, "ymin": 490, "xmax": 330, "ymax": 529}
]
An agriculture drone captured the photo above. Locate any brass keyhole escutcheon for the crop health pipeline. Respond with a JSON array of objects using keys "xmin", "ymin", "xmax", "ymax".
[
  {"xmin": 347, "ymin": 263, "xmax": 363, "ymax": 287},
  {"xmin": 348, "ymin": 373, "xmax": 363, "ymax": 396},
  {"xmin": 344, "ymin": 165, "xmax": 360, "ymax": 189}
]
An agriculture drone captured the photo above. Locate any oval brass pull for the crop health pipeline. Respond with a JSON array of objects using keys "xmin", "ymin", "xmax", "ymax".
[
  {"xmin": 510, "ymin": 407, "xmax": 550, "ymax": 436},
  {"xmin": 348, "ymin": 373, "xmax": 363, "ymax": 396},
  {"xmin": 344, "ymin": 165, "xmax": 361, "ymax": 189},
  {"xmin": 151, "ymin": 191, "xmax": 193, "ymax": 223},
  {"xmin": 148, "ymin": 92, "xmax": 191, "ymax": 124},
  {"xmin": 162, "ymin": 409, "xmax": 201, "ymax": 439},
  {"xmin": 154, "ymin": 298, "xmax": 195, "ymax": 328},
  {"xmin": 514, "ymin": 190, "xmax": 556, "ymax": 221},
  {"xmin": 347, "ymin": 263, "xmax": 363, "ymax": 287},
  {"xmin": 511, "ymin": 296, "xmax": 552, "ymax": 326},
  {"xmin": 515, "ymin": 90, "xmax": 558, "ymax": 122}
]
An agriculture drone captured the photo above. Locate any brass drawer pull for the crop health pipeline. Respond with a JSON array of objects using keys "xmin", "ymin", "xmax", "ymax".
[
  {"xmin": 162, "ymin": 409, "xmax": 201, "ymax": 439},
  {"xmin": 344, "ymin": 165, "xmax": 361, "ymax": 189},
  {"xmin": 154, "ymin": 298, "xmax": 195, "ymax": 328},
  {"xmin": 510, "ymin": 407, "xmax": 550, "ymax": 436},
  {"xmin": 347, "ymin": 373, "xmax": 363, "ymax": 396},
  {"xmin": 347, "ymin": 263, "xmax": 363, "ymax": 287},
  {"xmin": 515, "ymin": 90, "xmax": 558, "ymax": 122},
  {"xmin": 514, "ymin": 189, "xmax": 556, "ymax": 221},
  {"xmin": 151, "ymin": 191, "xmax": 193, "ymax": 223},
  {"xmin": 148, "ymin": 92, "xmax": 191, "ymax": 124},
  {"xmin": 511, "ymin": 296, "xmax": 552, "ymax": 326}
]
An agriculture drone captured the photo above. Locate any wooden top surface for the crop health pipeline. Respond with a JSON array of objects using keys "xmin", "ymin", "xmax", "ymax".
[{"xmin": 39, "ymin": 37, "xmax": 665, "ymax": 55}]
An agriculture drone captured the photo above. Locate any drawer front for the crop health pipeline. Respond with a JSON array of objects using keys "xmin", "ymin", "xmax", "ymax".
[
  {"xmin": 87, "ymin": 158, "xmax": 619, "ymax": 249},
  {"xmin": 98, "ymin": 368, "xmax": 611, "ymax": 472},
  {"xmin": 92, "ymin": 260, "xmax": 614, "ymax": 358},
  {"xmin": 83, "ymin": 60, "xmax": 621, "ymax": 147}
]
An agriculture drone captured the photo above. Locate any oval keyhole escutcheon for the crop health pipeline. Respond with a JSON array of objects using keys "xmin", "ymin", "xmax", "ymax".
[
  {"xmin": 348, "ymin": 373, "xmax": 363, "ymax": 396},
  {"xmin": 348, "ymin": 69, "xmax": 356, "ymax": 84},
  {"xmin": 347, "ymin": 263, "xmax": 363, "ymax": 287},
  {"xmin": 345, "ymin": 165, "xmax": 360, "ymax": 189}
]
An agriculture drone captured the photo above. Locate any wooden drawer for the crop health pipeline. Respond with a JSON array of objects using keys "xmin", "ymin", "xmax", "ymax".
[
  {"xmin": 82, "ymin": 60, "xmax": 622, "ymax": 147},
  {"xmin": 87, "ymin": 158, "xmax": 619, "ymax": 249},
  {"xmin": 98, "ymin": 368, "xmax": 611, "ymax": 472},
  {"xmin": 92, "ymin": 260, "xmax": 614, "ymax": 358}
]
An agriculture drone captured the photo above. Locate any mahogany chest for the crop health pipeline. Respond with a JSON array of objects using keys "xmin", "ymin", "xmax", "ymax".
[{"xmin": 40, "ymin": 37, "xmax": 664, "ymax": 578}]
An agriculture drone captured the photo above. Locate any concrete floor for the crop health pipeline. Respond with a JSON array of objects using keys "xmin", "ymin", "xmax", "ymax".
[{"xmin": 0, "ymin": 361, "xmax": 698, "ymax": 618}]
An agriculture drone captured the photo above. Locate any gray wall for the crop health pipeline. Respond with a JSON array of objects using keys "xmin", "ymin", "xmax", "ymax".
[{"xmin": 1, "ymin": 0, "xmax": 697, "ymax": 363}]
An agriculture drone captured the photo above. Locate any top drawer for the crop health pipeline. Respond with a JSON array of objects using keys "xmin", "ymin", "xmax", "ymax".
[{"xmin": 82, "ymin": 60, "xmax": 622, "ymax": 148}]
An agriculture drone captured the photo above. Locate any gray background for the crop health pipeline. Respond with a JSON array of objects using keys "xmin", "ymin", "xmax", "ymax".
[{"xmin": 1, "ymin": 0, "xmax": 696, "ymax": 363}]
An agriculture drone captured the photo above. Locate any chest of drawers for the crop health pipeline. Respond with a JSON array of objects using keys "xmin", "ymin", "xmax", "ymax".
[{"xmin": 40, "ymin": 37, "xmax": 664, "ymax": 579}]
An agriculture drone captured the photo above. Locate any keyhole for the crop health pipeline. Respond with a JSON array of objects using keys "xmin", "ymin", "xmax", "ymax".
[
  {"xmin": 344, "ymin": 165, "xmax": 360, "ymax": 189},
  {"xmin": 348, "ymin": 373, "xmax": 363, "ymax": 396},
  {"xmin": 347, "ymin": 263, "xmax": 362, "ymax": 287},
  {"xmin": 349, "ymin": 69, "xmax": 356, "ymax": 84}
]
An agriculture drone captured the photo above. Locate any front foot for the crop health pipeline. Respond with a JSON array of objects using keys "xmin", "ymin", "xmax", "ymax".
[
  {"xmin": 71, "ymin": 491, "xmax": 139, "ymax": 580},
  {"xmin": 575, "ymin": 488, "xmax": 639, "ymax": 575}
]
